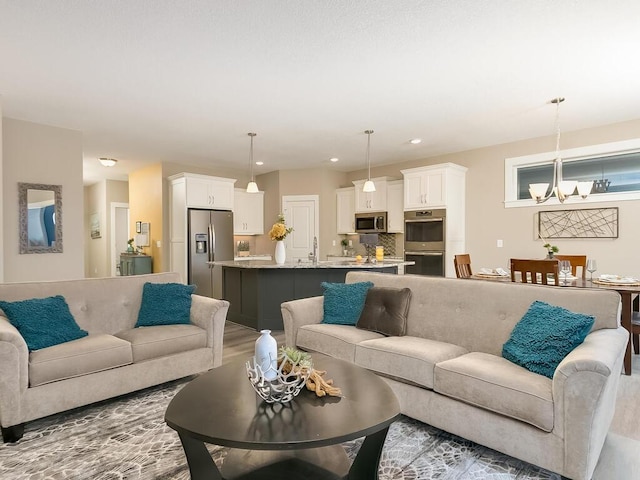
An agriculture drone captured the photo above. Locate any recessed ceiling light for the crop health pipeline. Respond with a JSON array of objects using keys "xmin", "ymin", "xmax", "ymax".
[
  {"xmin": 409, "ymin": 138, "xmax": 422, "ymax": 145},
  {"xmin": 330, "ymin": 157, "xmax": 339, "ymax": 163},
  {"xmin": 98, "ymin": 157, "xmax": 117, "ymax": 167},
  {"xmin": 255, "ymin": 161, "xmax": 264, "ymax": 166}
]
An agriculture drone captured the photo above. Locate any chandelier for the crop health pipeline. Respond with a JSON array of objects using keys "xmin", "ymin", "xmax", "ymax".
[
  {"xmin": 528, "ymin": 98, "xmax": 593, "ymax": 203},
  {"xmin": 363, "ymin": 130, "xmax": 375, "ymax": 193},
  {"xmin": 246, "ymin": 133, "xmax": 259, "ymax": 193}
]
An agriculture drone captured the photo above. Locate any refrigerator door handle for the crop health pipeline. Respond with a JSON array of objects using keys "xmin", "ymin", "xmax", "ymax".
[{"xmin": 209, "ymin": 223, "xmax": 216, "ymax": 263}]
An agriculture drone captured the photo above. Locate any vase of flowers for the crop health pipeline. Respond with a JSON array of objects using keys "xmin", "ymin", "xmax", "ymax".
[{"xmin": 269, "ymin": 214, "xmax": 293, "ymax": 264}]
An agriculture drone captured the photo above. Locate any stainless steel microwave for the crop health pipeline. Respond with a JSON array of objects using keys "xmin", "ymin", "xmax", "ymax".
[{"xmin": 355, "ymin": 212, "xmax": 387, "ymax": 233}]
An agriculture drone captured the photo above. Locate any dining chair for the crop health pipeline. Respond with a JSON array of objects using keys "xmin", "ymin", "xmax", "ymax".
[
  {"xmin": 554, "ymin": 255, "xmax": 587, "ymax": 280},
  {"xmin": 633, "ymin": 295, "xmax": 639, "ymax": 354},
  {"xmin": 454, "ymin": 254, "xmax": 473, "ymax": 278},
  {"xmin": 510, "ymin": 258, "xmax": 559, "ymax": 285}
]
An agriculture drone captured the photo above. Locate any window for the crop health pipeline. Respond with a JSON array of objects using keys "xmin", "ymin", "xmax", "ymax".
[{"xmin": 504, "ymin": 139, "xmax": 640, "ymax": 208}]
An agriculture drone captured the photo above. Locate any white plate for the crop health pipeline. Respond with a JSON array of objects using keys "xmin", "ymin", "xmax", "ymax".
[{"xmin": 598, "ymin": 275, "xmax": 639, "ymax": 284}]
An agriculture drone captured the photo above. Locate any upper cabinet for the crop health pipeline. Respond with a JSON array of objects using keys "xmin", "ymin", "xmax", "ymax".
[
  {"xmin": 336, "ymin": 187, "xmax": 355, "ymax": 234},
  {"xmin": 352, "ymin": 177, "xmax": 390, "ymax": 212},
  {"xmin": 401, "ymin": 163, "xmax": 467, "ymax": 210},
  {"xmin": 234, "ymin": 189, "xmax": 264, "ymax": 235},
  {"xmin": 182, "ymin": 173, "xmax": 236, "ymax": 210},
  {"xmin": 386, "ymin": 180, "xmax": 404, "ymax": 233}
]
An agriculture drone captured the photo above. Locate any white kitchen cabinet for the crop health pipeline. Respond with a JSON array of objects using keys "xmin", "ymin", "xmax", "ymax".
[
  {"xmin": 352, "ymin": 177, "xmax": 390, "ymax": 212},
  {"xmin": 401, "ymin": 163, "xmax": 466, "ymax": 210},
  {"xmin": 233, "ymin": 188, "xmax": 264, "ymax": 235},
  {"xmin": 336, "ymin": 187, "xmax": 356, "ymax": 234},
  {"xmin": 182, "ymin": 173, "xmax": 236, "ymax": 210},
  {"xmin": 386, "ymin": 180, "xmax": 404, "ymax": 233}
]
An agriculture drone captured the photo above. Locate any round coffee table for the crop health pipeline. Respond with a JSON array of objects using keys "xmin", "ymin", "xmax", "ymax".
[{"xmin": 165, "ymin": 354, "xmax": 401, "ymax": 479}]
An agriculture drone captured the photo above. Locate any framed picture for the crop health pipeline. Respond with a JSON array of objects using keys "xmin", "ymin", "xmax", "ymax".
[
  {"xmin": 90, "ymin": 213, "xmax": 101, "ymax": 239},
  {"xmin": 136, "ymin": 221, "xmax": 142, "ymax": 233}
]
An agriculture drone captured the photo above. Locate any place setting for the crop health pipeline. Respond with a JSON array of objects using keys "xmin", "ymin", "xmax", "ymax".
[{"xmin": 474, "ymin": 267, "xmax": 510, "ymax": 279}]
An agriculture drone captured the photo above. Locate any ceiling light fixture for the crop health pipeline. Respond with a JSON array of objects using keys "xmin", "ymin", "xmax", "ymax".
[
  {"xmin": 529, "ymin": 98, "xmax": 592, "ymax": 203},
  {"xmin": 330, "ymin": 157, "xmax": 339, "ymax": 163},
  {"xmin": 98, "ymin": 157, "xmax": 117, "ymax": 167},
  {"xmin": 363, "ymin": 130, "xmax": 375, "ymax": 193},
  {"xmin": 409, "ymin": 138, "xmax": 422, "ymax": 144},
  {"xmin": 246, "ymin": 133, "xmax": 259, "ymax": 193}
]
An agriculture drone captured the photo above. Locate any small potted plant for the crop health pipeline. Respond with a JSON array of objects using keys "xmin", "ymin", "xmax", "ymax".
[
  {"xmin": 543, "ymin": 243, "xmax": 558, "ymax": 259},
  {"xmin": 127, "ymin": 238, "xmax": 135, "ymax": 253},
  {"xmin": 340, "ymin": 238, "xmax": 349, "ymax": 256}
]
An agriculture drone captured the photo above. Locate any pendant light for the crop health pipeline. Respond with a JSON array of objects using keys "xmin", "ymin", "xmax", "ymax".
[
  {"xmin": 246, "ymin": 132, "xmax": 259, "ymax": 193},
  {"xmin": 363, "ymin": 129, "xmax": 376, "ymax": 193},
  {"xmin": 528, "ymin": 98, "xmax": 593, "ymax": 203}
]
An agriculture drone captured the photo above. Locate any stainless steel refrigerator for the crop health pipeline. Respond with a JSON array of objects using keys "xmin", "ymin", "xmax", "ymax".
[{"xmin": 188, "ymin": 209, "xmax": 234, "ymax": 299}]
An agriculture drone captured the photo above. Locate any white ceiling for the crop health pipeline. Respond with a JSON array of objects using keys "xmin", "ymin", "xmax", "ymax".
[{"xmin": 2, "ymin": 1, "xmax": 640, "ymax": 185}]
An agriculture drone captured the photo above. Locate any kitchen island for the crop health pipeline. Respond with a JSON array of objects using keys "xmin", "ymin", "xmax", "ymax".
[{"xmin": 211, "ymin": 259, "xmax": 412, "ymax": 331}]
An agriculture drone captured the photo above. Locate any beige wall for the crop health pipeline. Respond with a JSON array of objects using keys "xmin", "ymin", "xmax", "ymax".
[
  {"xmin": 84, "ymin": 180, "xmax": 129, "ymax": 278},
  {"xmin": 2, "ymin": 118, "xmax": 84, "ymax": 281},
  {"xmin": 346, "ymin": 118, "xmax": 640, "ymax": 276}
]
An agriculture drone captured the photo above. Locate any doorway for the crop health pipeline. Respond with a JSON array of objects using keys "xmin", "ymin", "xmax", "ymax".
[
  {"xmin": 111, "ymin": 202, "xmax": 129, "ymax": 276},
  {"xmin": 281, "ymin": 195, "xmax": 319, "ymax": 262}
]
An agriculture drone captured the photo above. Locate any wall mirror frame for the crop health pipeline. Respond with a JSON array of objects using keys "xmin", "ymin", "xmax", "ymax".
[{"xmin": 19, "ymin": 182, "xmax": 63, "ymax": 254}]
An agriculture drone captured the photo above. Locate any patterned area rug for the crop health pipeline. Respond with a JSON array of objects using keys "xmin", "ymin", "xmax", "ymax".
[{"xmin": 0, "ymin": 379, "xmax": 561, "ymax": 479}]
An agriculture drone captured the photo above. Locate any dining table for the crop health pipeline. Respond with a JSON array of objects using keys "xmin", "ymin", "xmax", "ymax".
[{"xmin": 470, "ymin": 272, "xmax": 639, "ymax": 376}]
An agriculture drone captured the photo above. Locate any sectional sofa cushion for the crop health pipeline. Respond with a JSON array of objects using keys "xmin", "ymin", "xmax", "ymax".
[
  {"xmin": 355, "ymin": 336, "xmax": 468, "ymax": 389},
  {"xmin": 29, "ymin": 334, "xmax": 133, "ymax": 387},
  {"xmin": 434, "ymin": 352, "xmax": 554, "ymax": 432},
  {"xmin": 296, "ymin": 323, "xmax": 383, "ymax": 362},
  {"xmin": 320, "ymin": 281, "xmax": 374, "ymax": 325},
  {"xmin": 116, "ymin": 324, "xmax": 207, "ymax": 362},
  {"xmin": 502, "ymin": 300, "xmax": 595, "ymax": 379},
  {"xmin": 135, "ymin": 282, "xmax": 196, "ymax": 327},
  {"xmin": 0, "ymin": 295, "xmax": 88, "ymax": 351},
  {"xmin": 357, "ymin": 286, "xmax": 412, "ymax": 336}
]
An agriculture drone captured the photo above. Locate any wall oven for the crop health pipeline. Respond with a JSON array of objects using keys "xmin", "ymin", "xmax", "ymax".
[{"xmin": 404, "ymin": 209, "xmax": 446, "ymax": 276}]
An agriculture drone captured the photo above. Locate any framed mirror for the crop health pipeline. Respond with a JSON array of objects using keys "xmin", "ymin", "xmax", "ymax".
[{"xmin": 19, "ymin": 183, "xmax": 63, "ymax": 254}]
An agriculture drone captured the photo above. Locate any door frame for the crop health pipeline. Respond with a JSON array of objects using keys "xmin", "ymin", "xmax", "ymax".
[{"xmin": 110, "ymin": 202, "xmax": 129, "ymax": 276}]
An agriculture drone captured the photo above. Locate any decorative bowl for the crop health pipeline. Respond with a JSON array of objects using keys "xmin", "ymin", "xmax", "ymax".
[{"xmin": 246, "ymin": 352, "xmax": 312, "ymax": 403}]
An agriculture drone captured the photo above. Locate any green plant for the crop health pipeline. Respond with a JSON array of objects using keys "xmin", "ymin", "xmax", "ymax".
[
  {"xmin": 543, "ymin": 243, "xmax": 559, "ymax": 254},
  {"xmin": 278, "ymin": 346, "xmax": 312, "ymax": 367},
  {"xmin": 340, "ymin": 238, "xmax": 349, "ymax": 248},
  {"xmin": 127, "ymin": 238, "xmax": 134, "ymax": 247}
]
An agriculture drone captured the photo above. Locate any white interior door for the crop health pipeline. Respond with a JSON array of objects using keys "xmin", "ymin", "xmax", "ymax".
[
  {"xmin": 282, "ymin": 195, "xmax": 319, "ymax": 262},
  {"xmin": 111, "ymin": 203, "xmax": 129, "ymax": 276}
]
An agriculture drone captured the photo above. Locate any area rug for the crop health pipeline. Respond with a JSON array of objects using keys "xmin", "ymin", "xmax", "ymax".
[{"xmin": 0, "ymin": 379, "xmax": 561, "ymax": 479}]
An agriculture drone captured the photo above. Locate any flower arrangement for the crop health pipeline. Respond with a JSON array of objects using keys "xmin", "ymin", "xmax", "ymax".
[{"xmin": 268, "ymin": 214, "xmax": 293, "ymax": 241}]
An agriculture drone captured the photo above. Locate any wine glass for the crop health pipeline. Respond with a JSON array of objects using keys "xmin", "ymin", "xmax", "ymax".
[
  {"xmin": 559, "ymin": 260, "xmax": 572, "ymax": 285},
  {"xmin": 587, "ymin": 259, "xmax": 597, "ymax": 282}
]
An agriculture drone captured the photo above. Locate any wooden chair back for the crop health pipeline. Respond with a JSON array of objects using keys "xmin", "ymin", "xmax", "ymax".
[
  {"xmin": 510, "ymin": 258, "xmax": 559, "ymax": 285},
  {"xmin": 554, "ymin": 255, "xmax": 587, "ymax": 280},
  {"xmin": 454, "ymin": 254, "xmax": 473, "ymax": 278}
]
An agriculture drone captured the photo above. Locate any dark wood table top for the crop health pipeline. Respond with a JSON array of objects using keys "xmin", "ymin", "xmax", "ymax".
[{"xmin": 165, "ymin": 354, "xmax": 401, "ymax": 451}]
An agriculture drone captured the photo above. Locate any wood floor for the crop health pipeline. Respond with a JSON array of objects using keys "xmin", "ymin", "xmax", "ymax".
[{"xmin": 223, "ymin": 321, "xmax": 640, "ymax": 443}]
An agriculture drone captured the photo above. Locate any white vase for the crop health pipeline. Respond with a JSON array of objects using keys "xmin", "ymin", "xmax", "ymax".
[
  {"xmin": 275, "ymin": 240, "xmax": 286, "ymax": 264},
  {"xmin": 255, "ymin": 329, "xmax": 278, "ymax": 381}
]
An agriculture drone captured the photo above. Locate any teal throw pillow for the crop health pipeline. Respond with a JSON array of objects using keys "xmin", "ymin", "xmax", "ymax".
[
  {"xmin": 502, "ymin": 300, "xmax": 595, "ymax": 379},
  {"xmin": 135, "ymin": 282, "xmax": 196, "ymax": 327},
  {"xmin": 321, "ymin": 281, "xmax": 374, "ymax": 325},
  {"xmin": 0, "ymin": 295, "xmax": 88, "ymax": 351}
]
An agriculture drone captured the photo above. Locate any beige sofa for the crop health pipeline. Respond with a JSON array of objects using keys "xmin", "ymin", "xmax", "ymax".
[
  {"xmin": 281, "ymin": 271, "xmax": 628, "ymax": 480},
  {"xmin": 0, "ymin": 272, "xmax": 229, "ymax": 442}
]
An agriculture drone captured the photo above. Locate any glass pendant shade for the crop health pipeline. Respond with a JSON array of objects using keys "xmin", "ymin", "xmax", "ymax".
[
  {"xmin": 363, "ymin": 180, "xmax": 376, "ymax": 192},
  {"xmin": 577, "ymin": 181, "xmax": 593, "ymax": 198},
  {"xmin": 246, "ymin": 181, "xmax": 259, "ymax": 193}
]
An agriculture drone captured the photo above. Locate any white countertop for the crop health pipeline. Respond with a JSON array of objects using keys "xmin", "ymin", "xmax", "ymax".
[{"xmin": 210, "ymin": 259, "xmax": 413, "ymax": 269}]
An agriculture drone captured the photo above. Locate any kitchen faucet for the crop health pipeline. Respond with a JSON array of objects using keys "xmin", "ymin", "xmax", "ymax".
[{"xmin": 308, "ymin": 236, "xmax": 318, "ymax": 264}]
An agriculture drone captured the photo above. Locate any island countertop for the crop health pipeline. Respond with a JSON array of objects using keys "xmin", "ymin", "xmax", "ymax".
[{"xmin": 209, "ymin": 259, "xmax": 414, "ymax": 269}]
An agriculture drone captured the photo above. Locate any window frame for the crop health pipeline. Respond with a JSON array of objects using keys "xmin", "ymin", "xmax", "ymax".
[{"xmin": 504, "ymin": 138, "xmax": 640, "ymax": 208}]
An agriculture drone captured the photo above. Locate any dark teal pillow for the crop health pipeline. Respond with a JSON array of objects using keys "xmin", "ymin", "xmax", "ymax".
[
  {"xmin": 321, "ymin": 281, "xmax": 374, "ymax": 325},
  {"xmin": 0, "ymin": 295, "xmax": 88, "ymax": 351},
  {"xmin": 135, "ymin": 282, "xmax": 196, "ymax": 327},
  {"xmin": 502, "ymin": 300, "xmax": 595, "ymax": 379}
]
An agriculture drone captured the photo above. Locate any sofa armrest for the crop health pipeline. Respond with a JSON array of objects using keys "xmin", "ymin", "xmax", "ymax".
[
  {"xmin": 0, "ymin": 317, "xmax": 29, "ymax": 428},
  {"xmin": 552, "ymin": 327, "xmax": 628, "ymax": 480},
  {"xmin": 281, "ymin": 296, "xmax": 324, "ymax": 348},
  {"xmin": 190, "ymin": 295, "xmax": 230, "ymax": 368}
]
